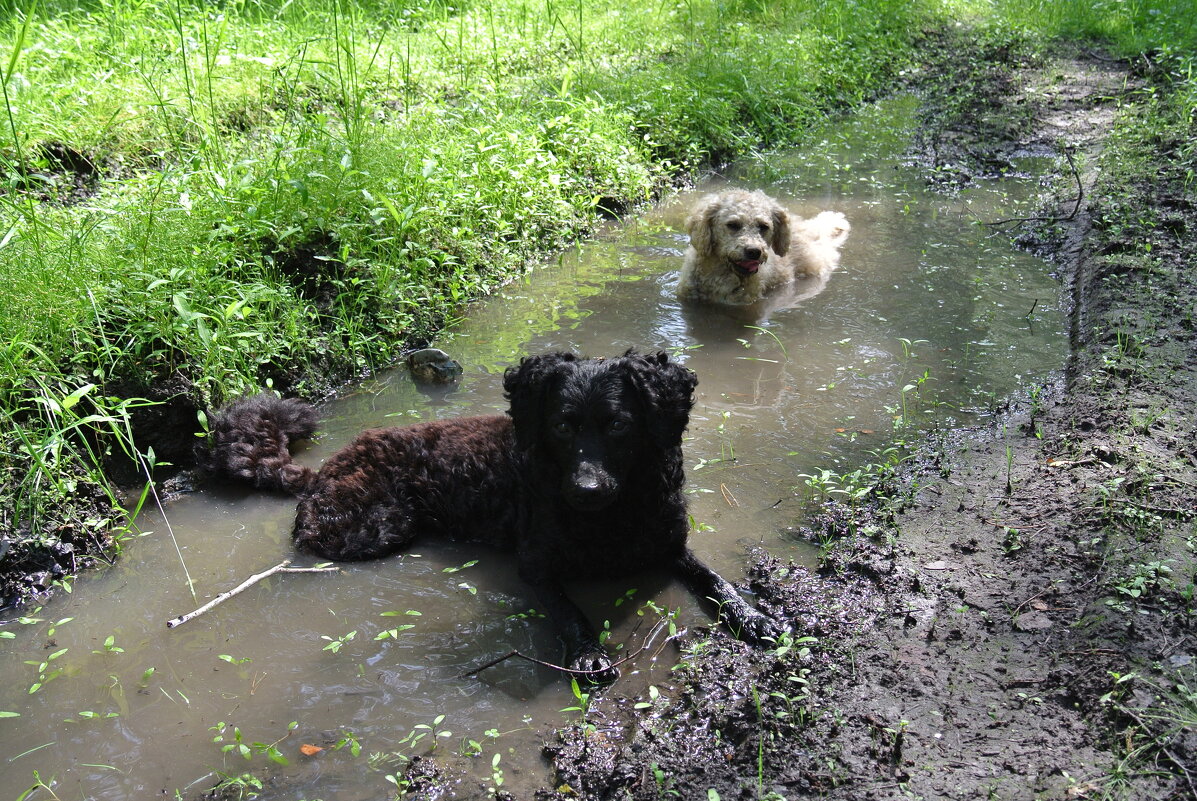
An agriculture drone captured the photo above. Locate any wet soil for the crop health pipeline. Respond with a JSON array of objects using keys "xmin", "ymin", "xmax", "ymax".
[{"xmin": 534, "ymin": 40, "xmax": 1197, "ymax": 801}]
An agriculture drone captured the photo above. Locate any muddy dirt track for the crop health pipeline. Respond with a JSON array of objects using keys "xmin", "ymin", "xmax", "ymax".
[{"xmin": 529, "ymin": 43, "xmax": 1197, "ymax": 801}]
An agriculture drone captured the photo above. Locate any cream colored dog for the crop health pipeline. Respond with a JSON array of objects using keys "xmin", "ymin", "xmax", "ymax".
[{"xmin": 679, "ymin": 190, "xmax": 850, "ymax": 305}]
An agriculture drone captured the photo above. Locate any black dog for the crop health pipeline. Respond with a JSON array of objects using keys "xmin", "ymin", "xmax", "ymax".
[{"xmin": 200, "ymin": 351, "xmax": 780, "ymax": 679}]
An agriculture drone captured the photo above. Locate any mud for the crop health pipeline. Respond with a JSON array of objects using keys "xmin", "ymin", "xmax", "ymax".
[{"xmin": 533, "ymin": 38, "xmax": 1197, "ymax": 801}]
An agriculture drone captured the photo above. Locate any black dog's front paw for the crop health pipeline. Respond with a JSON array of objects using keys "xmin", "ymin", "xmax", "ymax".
[
  {"xmin": 724, "ymin": 605, "xmax": 785, "ymax": 646},
  {"xmin": 567, "ymin": 643, "xmax": 619, "ymax": 684}
]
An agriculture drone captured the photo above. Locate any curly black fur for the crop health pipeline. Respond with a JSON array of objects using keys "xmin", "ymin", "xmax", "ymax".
[
  {"xmin": 196, "ymin": 393, "xmax": 320, "ymax": 494},
  {"xmin": 202, "ymin": 351, "xmax": 780, "ymax": 679}
]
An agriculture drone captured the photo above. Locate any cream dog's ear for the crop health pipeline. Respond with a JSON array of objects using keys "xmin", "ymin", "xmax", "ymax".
[
  {"xmin": 685, "ymin": 196, "xmax": 721, "ymax": 256},
  {"xmin": 770, "ymin": 204, "xmax": 791, "ymax": 257}
]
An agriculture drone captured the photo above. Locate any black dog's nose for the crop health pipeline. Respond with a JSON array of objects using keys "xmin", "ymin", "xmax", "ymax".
[
  {"xmin": 564, "ymin": 469, "xmax": 618, "ymax": 511},
  {"xmin": 744, "ymin": 247, "xmax": 762, "ymax": 260}
]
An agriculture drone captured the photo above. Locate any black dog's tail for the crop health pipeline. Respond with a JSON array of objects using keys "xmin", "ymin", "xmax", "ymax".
[{"xmin": 197, "ymin": 393, "xmax": 320, "ymax": 496}]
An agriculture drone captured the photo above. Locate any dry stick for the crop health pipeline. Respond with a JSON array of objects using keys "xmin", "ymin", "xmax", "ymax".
[
  {"xmin": 166, "ymin": 560, "xmax": 339, "ymax": 628},
  {"xmin": 460, "ymin": 615, "xmax": 680, "ymax": 679},
  {"xmin": 983, "ymin": 147, "xmax": 1083, "ymax": 230}
]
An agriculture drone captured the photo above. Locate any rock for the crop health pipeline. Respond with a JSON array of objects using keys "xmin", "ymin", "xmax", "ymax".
[
  {"xmin": 407, "ymin": 348, "xmax": 463, "ymax": 386},
  {"xmin": 1013, "ymin": 612, "xmax": 1053, "ymax": 631}
]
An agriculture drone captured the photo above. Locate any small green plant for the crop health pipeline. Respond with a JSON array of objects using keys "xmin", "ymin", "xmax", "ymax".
[
  {"xmin": 885, "ymin": 718, "xmax": 910, "ymax": 763},
  {"xmin": 1001, "ymin": 526, "xmax": 1023, "ymax": 554},
  {"xmin": 210, "ymin": 772, "xmax": 264, "ymax": 800},
  {"xmin": 70, "ymin": 709, "xmax": 120, "ymax": 722},
  {"xmin": 16, "ymin": 771, "xmax": 61, "ymax": 801},
  {"xmin": 650, "ymin": 762, "xmax": 680, "ymax": 798},
  {"xmin": 92, "ymin": 635, "xmax": 124, "ymax": 655},
  {"xmin": 504, "ymin": 607, "xmax": 545, "ymax": 621},
  {"xmin": 210, "ymin": 720, "xmax": 298, "ymax": 765},
  {"xmin": 795, "ymin": 468, "xmax": 873, "ymax": 508},
  {"xmin": 562, "ymin": 677, "xmax": 598, "ymax": 734},
  {"xmin": 331, "ymin": 730, "xmax": 363, "ymax": 757},
  {"xmin": 769, "ymin": 670, "xmax": 814, "ymax": 725},
  {"xmin": 487, "ymin": 752, "xmax": 505, "ymax": 795},
  {"xmin": 376, "ymin": 609, "xmax": 421, "ymax": 640},
  {"xmin": 25, "ymin": 646, "xmax": 68, "ymax": 694},
  {"xmin": 321, "ymin": 629, "xmax": 358, "ymax": 654},
  {"xmin": 752, "ymin": 683, "xmax": 766, "ymax": 795},
  {"xmin": 634, "ymin": 685, "xmax": 662, "ymax": 710},
  {"xmin": 1108, "ymin": 560, "xmax": 1175, "ymax": 608},
  {"xmin": 1025, "ymin": 383, "xmax": 1046, "ymax": 439},
  {"xmin": 396, "ymin": 714, "xmax": 453, "ymax": 755},
  {"xmin": 1004, "ymin": 426, "xmax": 1015, "ymax": 495}
]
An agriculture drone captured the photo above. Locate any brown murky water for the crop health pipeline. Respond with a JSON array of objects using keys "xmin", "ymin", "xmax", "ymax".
[{"xmin": 0, "ymin": 96, "xmax": 1069, "ymax": 799}]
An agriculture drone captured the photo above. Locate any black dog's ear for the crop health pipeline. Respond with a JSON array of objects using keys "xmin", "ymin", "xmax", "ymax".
[
  {"xmin": 504, "ymin": 352, "xmax": 577, "ymax": 450},
  {"xmin": 619, "ymin": 350, "xmax": 698, "ymax": 446}
]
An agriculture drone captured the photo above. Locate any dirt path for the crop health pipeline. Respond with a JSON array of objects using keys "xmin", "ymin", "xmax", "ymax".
[{"xmin": 536, "ymin": 41, "xmax": 1197, "ymax": 801}]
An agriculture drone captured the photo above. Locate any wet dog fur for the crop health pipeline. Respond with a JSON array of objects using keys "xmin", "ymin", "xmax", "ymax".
[
  {"xmin": 679, "ymin": 189, "xmax": 850, "ymax": 305},
  {"xmin": 199, "ymin": 351, "xmax": 780, "ymax": 680}
]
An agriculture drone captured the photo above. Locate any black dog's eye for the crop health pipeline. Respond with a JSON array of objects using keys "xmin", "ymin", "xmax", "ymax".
[
  {"xmin": 552, "ymin": 420, "xmax": 573, "ymax": 437},
  {"xmin": 608, "ymin": 419, "xmax": 630, "ymax": 435},
  {"xmin": 726, "ymin": 221, "xmax": 742, "ymax": 232}
]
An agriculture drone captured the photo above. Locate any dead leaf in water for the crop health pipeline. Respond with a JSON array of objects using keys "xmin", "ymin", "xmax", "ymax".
[{"xmin": 300, "ymin": 744, "xmax": 324, "ymax": 756}]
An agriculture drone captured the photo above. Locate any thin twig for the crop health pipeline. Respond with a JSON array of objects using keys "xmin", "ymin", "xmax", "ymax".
[
  {"xmin": 166, "ymin": 560, "xmax": 339, "ymax": 628},
  {"xmin": 983, "ymin": 147, "xmax": 1083, "ymax": 229},
  {"xmin": 137, "ymin": 450, "xmax": 196, "ymax": 601},
  {"xmin": 461, "ymin": 614, "xmax": 679, "ymax": 679}
]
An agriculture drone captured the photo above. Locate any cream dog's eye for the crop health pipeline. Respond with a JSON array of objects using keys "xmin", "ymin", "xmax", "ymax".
[
  {"xmin": 727, "ymin": 221, "xmax": 742, "ymax": 232},
  {"xmin": 758, "ymin": 222, "xmax": 770, "ymax": 233}
]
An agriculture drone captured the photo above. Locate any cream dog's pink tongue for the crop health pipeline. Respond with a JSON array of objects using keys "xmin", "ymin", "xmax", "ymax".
[{"xmin": 736, "ymin": 259, "xmax": 761, "ymax": 274}]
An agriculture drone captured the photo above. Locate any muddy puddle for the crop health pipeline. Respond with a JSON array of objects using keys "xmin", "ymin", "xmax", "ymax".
[{"xmin": 0, "ymin": 95, "xmax": 1070, "ymax": 799}]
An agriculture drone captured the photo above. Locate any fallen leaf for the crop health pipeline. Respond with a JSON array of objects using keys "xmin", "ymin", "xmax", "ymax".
[{"xmin": 300, "ymin": 744, "xmax": 324, "ymax": 756}]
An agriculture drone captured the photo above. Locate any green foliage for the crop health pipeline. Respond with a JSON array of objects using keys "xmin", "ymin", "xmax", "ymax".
[{"xmin": 991, "ymin": 0, "xmax": 1197, "ymax": 54}]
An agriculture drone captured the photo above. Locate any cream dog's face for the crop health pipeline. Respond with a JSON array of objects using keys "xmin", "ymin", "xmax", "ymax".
[{"xmin": 686, "ymin": 191, "xmax": 791, "ymax": 278}]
